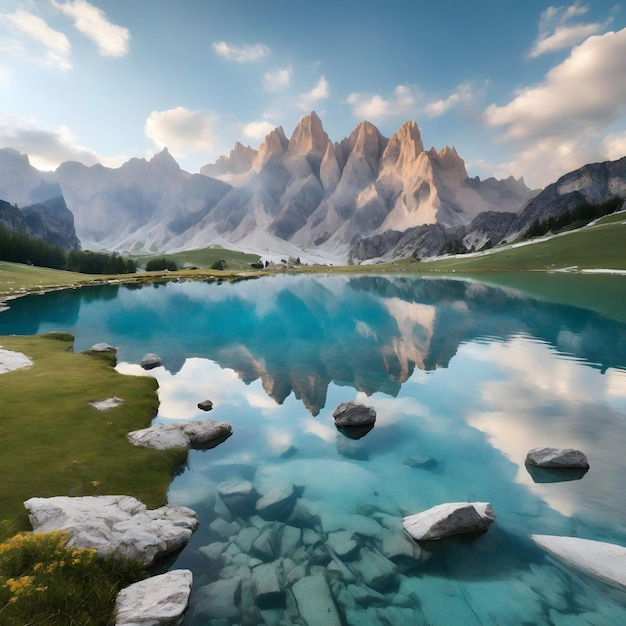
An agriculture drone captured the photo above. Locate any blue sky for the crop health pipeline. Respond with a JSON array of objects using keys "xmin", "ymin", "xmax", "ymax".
[{"xmin": 1, "ymin": 0, "xmax": 625, "ymax": 187}]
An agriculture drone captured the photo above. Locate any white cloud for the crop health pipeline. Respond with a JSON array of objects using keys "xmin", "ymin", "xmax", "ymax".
[
  {"xmin": 242, "ymin": 120, "xmax": 276, "ymax": 141},
  {"xmin": 485, "ymin": 28, "xmax": 626, "ymax": 186},
  {"xmin": 263, "ymin": 65, "xmax": 292, "ymax": 91},
  {"xmin": 603, "ymin": 131, "xmax": 626, "ymax": 161},
  {"xmin": 422, "ymin": 82, "xmax": 474, "ymax": 117},
  {"xmin": 346, "ymin": 83, "xmax": 473, "ymax": 121},
  {"xmin": 1, "ymin": 9, "xmax": 72, "ymax": 70},
  {"xmin": 50, "ymin": 0, "xmax": 130, "ymax": 57},
  {"xmin": 0, "ymin": 114, "xmax": 105, "ymax": 170},
  {"xmin": 145, "ymin": 106, "xmax": 218, "ymax": 157},
  {"xmin": 297, "ymin": 76, "xmax": 329, "ymax": 111},
  {"xmin": 528, "ymin": 2, "xmax": 608, "ymax": 57},
  {"xmin": 212, "ymin": 41, "xmax": 270, "ymax": 63}
]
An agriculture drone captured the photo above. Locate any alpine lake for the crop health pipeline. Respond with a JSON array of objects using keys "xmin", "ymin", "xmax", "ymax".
[{"xmin": 1, "ymin": 272, "xmax": 626, "ymax": 626}]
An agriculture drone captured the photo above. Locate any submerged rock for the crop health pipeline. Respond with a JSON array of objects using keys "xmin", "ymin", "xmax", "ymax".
[
  {"xmin": 404, "ymin": 455, "xmax": 439, "ymax": 470},
  {"xmin": 332, "ymin": 401, "xmax": 377, "ymax": 428},
  {"xmin": 531, "ymin": 535, "xmax": 626, "ymax": 589},
  {"xmin": 403, "ymin": 502, "xmax": 496, "ymax": 541},
  {"xmin": 292, "ymin": 573, "xmax": 342, "ymax": 626},
  {"xmin": 25, "ymin": 495, "xmax": 199, "ymax": 566},
  {"xmin": 127, "ymin": 419, "xmax": 232, "ymax": 450},
  {"xmin": 525, "ymin": 447, "xmax": 589, "ymax": 469},
  {"xmin": 115, "ymin": 569, "xmax": 192, "ymax": 626},
  {"xmin": 255, "ymin": 481, "xmax": 297, "ymax": 520},
  {"xmin": 194, "ymin": 576, "xmax": 241, "ymax": 620}
]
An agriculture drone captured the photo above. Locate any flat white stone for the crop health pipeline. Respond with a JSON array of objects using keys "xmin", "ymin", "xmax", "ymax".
[
  {"xmin": 0, "ymin": 347, "xmax": 33, "ymax": 374},
  {"xmin": 115, "ymin": 569, "xmax": 192, "ymax": 626},
  {"xmin": 403, "ymin": 502, "xmax": 496, "ymax": 541},
  {"xmin": 531, "ymin": 535, "xmax": 626, "ymax": 589},
  {"xmin": 127, "ymin": 420, "xmax": 232, "ymax": 450},
  {"xmin": 90, "ymin": 396, "xmax": 125, "ymax": 411}
]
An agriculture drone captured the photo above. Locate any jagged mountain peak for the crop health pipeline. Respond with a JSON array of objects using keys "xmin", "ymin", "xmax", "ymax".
[
  {"xmin": 150, "ymin": 147, "xmax": 181, "ymax": 173},
  {"xmin": 255, "ymin": 126, "xmax": 289, "ymax": 169},
  {"xmin": 382, "ymin": 121, "xmax": 424, "ymax": 170},
  {"xmin": 287, "ymin": 111, "xmax": 329, "ymax": 160}
]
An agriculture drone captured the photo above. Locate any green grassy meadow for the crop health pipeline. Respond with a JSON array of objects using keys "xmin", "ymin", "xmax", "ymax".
[{"xmin": 0, "ymin": 333, "xmax": 186, "ymax": 537}]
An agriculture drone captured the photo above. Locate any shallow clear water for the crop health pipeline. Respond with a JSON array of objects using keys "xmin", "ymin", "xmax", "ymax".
[{"xmin": 2, "ymin": 274, "xmax": 626, "ymax": 625}]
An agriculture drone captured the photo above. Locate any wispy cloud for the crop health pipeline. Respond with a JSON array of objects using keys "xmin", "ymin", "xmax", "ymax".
[
  {"xmin": 297, "ymin": 76, "xmax": 329, "ymax": 111},
  {"xmin": 263, "ymin": 65, "xmax": 292, "ymax": 92},
  {"xmin": 1, "ymin": 9, "xmax": 72, "ymax": 71},
  {"xmin": 51, "ymin": 0, "xmax": 130, "ymax": 57},
  {"xmin": 145, "ymin": 106, "xmax": 219, "ymax": 157},
  {"xmin": 346, "ymin": 83, "xmax": 473, "ymax": 121},
  {"xmin": 528, "ymin": 1, "xmax": 609, "ymax": 58},
  {"xmin": 485, "ymin": 27, "xmax": 626, "ymax": 185},
  {"xmin": 212, "ymin": 41, "xmax": 270, "ymax": 63}
]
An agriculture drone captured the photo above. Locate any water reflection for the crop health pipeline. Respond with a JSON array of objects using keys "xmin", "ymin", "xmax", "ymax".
[{"xmin": 3, "ymin": 274, "xmax": 626, "ymax": 624}]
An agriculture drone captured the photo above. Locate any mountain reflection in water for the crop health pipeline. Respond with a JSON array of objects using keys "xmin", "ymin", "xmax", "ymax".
[{"xmin": 2, "ymin": 274, "xmax": 624, "ymax": 416}]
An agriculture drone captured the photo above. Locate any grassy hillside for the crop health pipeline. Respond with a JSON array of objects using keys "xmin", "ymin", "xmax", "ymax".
[
  {"xmin": 132, "ymin": 246, "xmax": 261, "ymax": 270},
  {"xmin": 415, "ymin": 212, "xmax": 626, "ymax": 272}
]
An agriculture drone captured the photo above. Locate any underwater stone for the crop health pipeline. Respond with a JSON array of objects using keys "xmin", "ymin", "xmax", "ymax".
[
  {"xmin": 194, "ymin": 576, "xmax": 241, "ymax": 621},
  {"xmin": 327, "ymin": 530, "xmax": 359, "ymax": 561},
  {"xmin": 321, "ymin": 512, "xmax": 382, "ymax": 538},
  {"xmin": 292, "ymin": 573, "xmax": 342, "ymax": 626},
  {"xmin": 403, "ymin": 502, "xmax": 496, "ymax": 541},
  {"xmin": 379, "ymin": 527, "xmax": 422, "ymax": 566},
  {"xmin": 525, "ymin": 447, "xmax": 589, "ymax": 469},
  {"xmin": 252, "ymin": 526, "xmax": 275, "ymax": 561},
  {"xmin": 327, "ymin": 556, "xmax": 357, "ymax": 584},
  {"xmin": 278, "ymin": 525, "xmax": 302, "ymax": 557},
  {"xmin": 198, "ymin": 541, "xmax": 227, "ymax": 561},
  {"xmin": 252, "ymin": 561, "xmax": 285, "ymax": 609},
  {"xmin": 404, "ymin": 455, "xmax": 438, "ymax": 470},
  {"xmin": 256, "ymin": 481, "xmax": 297, "ymax": 520},
  {"xmin": 234, "ymin": 526, "xmax": 261, "ymax": 553},
  {"xmin": 218, "ymin": 478, "xmax": 255, "ymax": 514},
  {"xmin": 350, "ymin": 549, "xmax": 398, "ymax": 592}
]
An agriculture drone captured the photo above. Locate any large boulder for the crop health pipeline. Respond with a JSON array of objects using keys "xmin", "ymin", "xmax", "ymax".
[
  {"xmin": 128, "ymin": 419, "xmax": 232, "ymax": 450},
  {"xmin": 531, "ymin": 535, "xmax": 626, "ymax": 589},
  {"xmin": 525, "ymin": 447, "xmax": 589, "ymax": 469},
  {"xmin": 140, "ymin": 353, "xmax": 163, "ymax": 370},
  {"xmin": 403, "ymin": 502, "xmax": 496, "ymax": 541},
  {"xmin": 332, "ymin": 401, "xmax": 376, "ymax": 428},
  {"xmin": 115, "ymin": 569, "xmax": 193, "ymax": 625},
  {"xmin": 24, "ymin": 495, "xmax": 199, "ymax": 566}
]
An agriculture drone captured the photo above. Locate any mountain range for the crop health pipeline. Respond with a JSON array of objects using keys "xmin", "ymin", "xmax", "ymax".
[{"xmin": 0, "ymin": 112, "xmax": 624, "ymax": 263}]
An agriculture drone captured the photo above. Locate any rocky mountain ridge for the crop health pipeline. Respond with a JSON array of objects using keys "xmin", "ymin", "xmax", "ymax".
[
  {"xmin": 351, "ymin": 155, "xmax": 626, "ymax": 262},
  {"xmin": 0, "ymin": 113, "xmax": 535, "ymax": 261}
]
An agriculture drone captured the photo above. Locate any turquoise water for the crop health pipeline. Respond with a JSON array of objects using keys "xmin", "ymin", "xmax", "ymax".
[{"xmin": 2, "ymin": 274, "xmax": 626, "ymax": 624}]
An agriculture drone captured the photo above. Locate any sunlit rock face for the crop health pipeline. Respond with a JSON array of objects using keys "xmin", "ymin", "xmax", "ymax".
[{"xmin": 0, "ymin": 115, "xmax": 535, "ymax": 261}]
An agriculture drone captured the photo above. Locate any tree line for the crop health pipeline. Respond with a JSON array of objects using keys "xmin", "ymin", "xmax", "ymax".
[
  {"xmin": 0, "ymin": 225, "xmax": 137, "ymax": 274},
  {"xmin": 524, "ymin": 197, "xmax": 624, "ymax": 240}
]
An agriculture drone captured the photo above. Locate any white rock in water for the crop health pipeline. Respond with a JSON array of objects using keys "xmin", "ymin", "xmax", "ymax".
[
  {"xmin": 115, "ymin": 569, "xmax": 192, "ymax": 625},
  {"xmin": 24, "ymin": 495, "xmax": 198, "ymax": 566},
  {"xmin": 127, "ymin": 419, "xmax": 232, "ymax": 450},
  {"xmin": 525, "ymin": 447, "xmax": 589, "ymax": 469},
  {"xmin": 531, "ymin": 535, "xmax": 626, "ymax": 589},
  {"xmin": 403, "ymin": 502, "xmax": 496, "ymax": 541}
]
